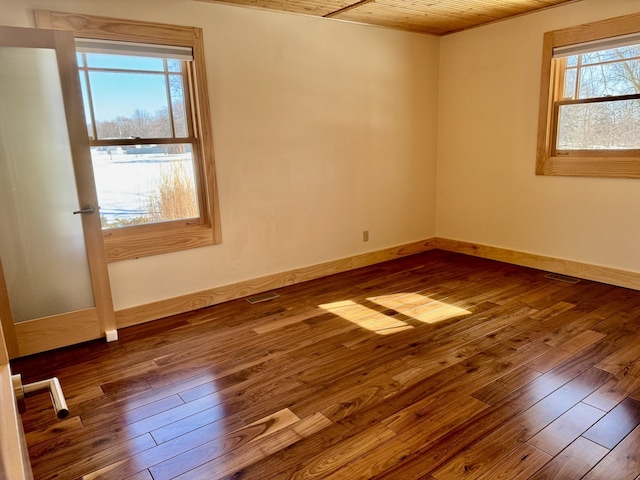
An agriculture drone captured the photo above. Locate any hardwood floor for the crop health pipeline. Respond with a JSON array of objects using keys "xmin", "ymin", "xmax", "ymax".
[{"xmin": 11, "ymin": 249, "xmax": 640, "ymax": 479}]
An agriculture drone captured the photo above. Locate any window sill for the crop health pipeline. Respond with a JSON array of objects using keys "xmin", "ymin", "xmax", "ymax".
[
  {"xmin": 536, "ymin": 156, "xmax": 640, "ymax": 179},
  {"xmin": 103, "ymin": 223, "xmax": 219, "ymax": 262}
]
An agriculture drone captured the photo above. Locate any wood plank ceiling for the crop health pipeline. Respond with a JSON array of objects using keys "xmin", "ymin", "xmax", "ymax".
[{"xmin": 205, "ymin": 0, "xmax": 581, "ymax": 35}]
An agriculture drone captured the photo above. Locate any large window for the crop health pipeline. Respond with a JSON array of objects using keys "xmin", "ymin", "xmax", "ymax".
[
  {"xmin": 36, "ymin": 11, "xmax": 221, "ymax": 261},
  {"xmin": 536, "ymin": 13, "xmax": 640, "ymax": 178},
  {"xmin": 77, "ymin": 41, "xmax": 201, "ymax": 229}
]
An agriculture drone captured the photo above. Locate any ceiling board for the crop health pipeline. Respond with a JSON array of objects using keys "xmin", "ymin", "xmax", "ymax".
[
  {"xmin": 211, "ymin": 0, "xmax": 356, "ymax": 17},
  {"xmin": 205, "ymin": 0, "xmax": 580, "ymax": 35}
]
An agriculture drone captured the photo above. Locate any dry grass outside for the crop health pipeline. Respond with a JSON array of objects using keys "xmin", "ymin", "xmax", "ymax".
[
  {"xmin": 100, "ymin": 160, "xmax": 199, "ymax": 229},
  {"xmin": 148, "ymin": 162, "xmax": 199, "ymax": 222}
]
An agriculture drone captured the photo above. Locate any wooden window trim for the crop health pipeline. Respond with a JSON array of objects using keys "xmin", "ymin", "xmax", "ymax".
[
  {"xmin": 35, "ymin": 10, "xmax": 222, "ymax": 261},
  {"xmin": 536, "ymin": 12, "xmax": 640, "ymax": 179}
]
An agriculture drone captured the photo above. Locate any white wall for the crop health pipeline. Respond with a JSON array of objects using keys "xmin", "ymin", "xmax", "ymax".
[
  {"xmin": 2, "ymin": 0, "xmax": 440, "ymax": 310},
  {"xmin": 437, "ymin": 0, "xmax": 640, "ymax": 272}
]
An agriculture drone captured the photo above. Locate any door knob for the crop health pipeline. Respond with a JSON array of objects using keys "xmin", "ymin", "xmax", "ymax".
[{"xmin": 73, "ymin": 205, "xmax": 95, "ymax": 215}]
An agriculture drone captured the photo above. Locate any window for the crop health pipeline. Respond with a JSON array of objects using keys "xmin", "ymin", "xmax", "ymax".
[
  {"xmin": 536, "ymin": 13, "xmax": 640, "ymax": 178},
  {"xmin": 36, "ymin": 11, "xmax": 221, "ymax": 261}
]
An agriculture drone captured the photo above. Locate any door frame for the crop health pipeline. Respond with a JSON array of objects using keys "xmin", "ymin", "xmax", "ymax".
[{"xmin": 0, "ymin": 25, "xmax": 115, "ymax": 358}]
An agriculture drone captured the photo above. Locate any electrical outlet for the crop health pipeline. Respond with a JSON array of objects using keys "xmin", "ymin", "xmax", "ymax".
[{"xmin": 363, "ymin": 230, "xmax": 369, "ymax": 242}]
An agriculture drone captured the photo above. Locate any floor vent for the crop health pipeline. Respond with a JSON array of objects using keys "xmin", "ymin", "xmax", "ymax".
[
  {"xmin": 246, "ymin": 292, "xmax": 280, "ymax": 304},
  {"xmin": 545, "ymin": 273, "xmax": 581, "ymax": 284}
]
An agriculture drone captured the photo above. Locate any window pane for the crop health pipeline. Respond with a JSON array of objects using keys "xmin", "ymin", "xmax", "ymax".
[
  {"xmin": 167, "ymin": 59, "xmax": 181, "ymax": 72},
  {"xmin": 85, "ymin": 53, "xmax": 165, "ymax": 71},
  {"xmin": 557, "ymin": 99, "xmax": 640, "ymax": 150},
  {"xmin": 91, "ymin": 144, "xmax": 199, "ymax": 228},
  {"xmin": 90, "ymin": 71, "xmax": 172, "ymax": 139},
  {"xmin": 577, "ymin": 59, "xmax": 640, "ymax": 98},
  {"xmin": 563, "ymin": 68, "xmax": 577, "ymax": 99},
  {"xmin": 566, "ymin": 55, "xmax": 578, "ymax": 67},
  {"xmin": 169, "ymin": 74, "xmax": 188, "ymax": 137},
  {"xmin": 78, "ymin": 73, "xmax": 93, "ymax": 139},
  {"xmin": 581, "ymin": 45, "xmax": 640, "ymax": 64}
]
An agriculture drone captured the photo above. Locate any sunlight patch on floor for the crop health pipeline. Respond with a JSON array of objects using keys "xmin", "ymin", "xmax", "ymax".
[
  {"xmin": 320, "ymin": 293, "xmax": 471, "ymax": 334},
  {"xmin": 319, "ymin": 300, "xmax": 414, "ymax": 335},
  {"xmin": 369, "ymin": 292, "xmax": 470, "ymax": 324}
]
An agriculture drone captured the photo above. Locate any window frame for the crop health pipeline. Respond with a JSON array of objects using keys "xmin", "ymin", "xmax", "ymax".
[
  {"xmin": 536, "ymin": 12, "xmax": 640, "ymax": 178},
  {"xmin": 35, "ymin": 10, "xmax": 221, "ymax": 261}
]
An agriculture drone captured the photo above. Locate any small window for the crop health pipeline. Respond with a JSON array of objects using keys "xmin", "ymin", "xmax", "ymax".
[
  {"xmin": 537, "ymin": 13, "xmax": 640, "ymax": 178},
  {"xmin": 36, "ymin": 11, "xmax": 221, "ymax": 261}
]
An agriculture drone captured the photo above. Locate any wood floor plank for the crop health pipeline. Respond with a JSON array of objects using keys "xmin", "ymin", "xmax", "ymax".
[
  {"xmin": 124, "ymin": 470, "xmax": 154, "ymax": 480},
  {"xmin": 24, "ymin": 415, "xmax": 84, "ymax": 446},
  {"xmin": 582, "ymin": 424, "xmax": 640, "ymax": 480},
  {"xmin": 475, "ymin": 443, "xmax": 552, "ymax": 480},
  {"xmin": 81, "ymin": 393, "xmax": 185, "ymax": 428},
  {"xmin": 66, "ymin": 372, "xmax": 217, "ymax": 424},
  {"xmin": 360, "ymin": 364, "xmax": 582, "ymax": 477},
  {"xmin": 582, "ymin": 396, "xmax": 640, "ymax": 449},
  {"xmin": 528, "ymin": 436, "xmax": 609, "ymax": 480},
  {"xmin": 527, "ymin": 402, "xmax": 605, "ymax": 456},
  {"xmin": 592, "ymin": 301, "xmax": 640, "ymax": 345},
  {"xmin": 431, "ymin": 366, "xmax": 612, "ymax": 480},
  {"xmin": 149, "ymin": 408, "xmax": 300, "ymax": 480},
  {"xmin": 323, "ymin": 437, "xmax": 414, "ymax": 480},
  {"xmin": 176, "ymin": 355, "xmax": 304, "ymax": 404},
  {"xmin": 276, "ymin": 423, "xmax": 397, "ymax": 480},
  {"xmin": 12, "ymin": 250, "xmax": 640, "ymax": 480},
  {"xmin": 81, "ymin": 407, "xmax": 255, "ymax": 479},
  {"xmin": 583, "ymin": 360, "xmax": 640, "ymax": 411},
  {"xmin": 595, "ymin": 335, "xmax": 640, "ymax": 374},
  {"xmin": 391, "ymin": 395, "xmax": 490, "ymax": 459},
  {"xmin": 471, "ymin": 365, "xmax": 542, "ymax": 405},
  {"xmin": 168, "ymin": 412, "xmax": 333, "ymax": 480},
  {"xmin": 151, "ymin": 411, "xmax": 245, "ymax": 446},
  {"xmin": 42, "ymin": 433, "xmax": 156, "ymax": 480},
  {"xmin": 556, "ymin": 329, "xmax": 607, "ymax": 354},
  {"xmin": 27, "ymin": 393, "xmax": 203, "ymax": 475}
]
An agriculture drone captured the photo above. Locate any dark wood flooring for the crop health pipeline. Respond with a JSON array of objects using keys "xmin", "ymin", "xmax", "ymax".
[{"xmin": 11, "ymin": 250, "xmax": 640, "ymax": 479}]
